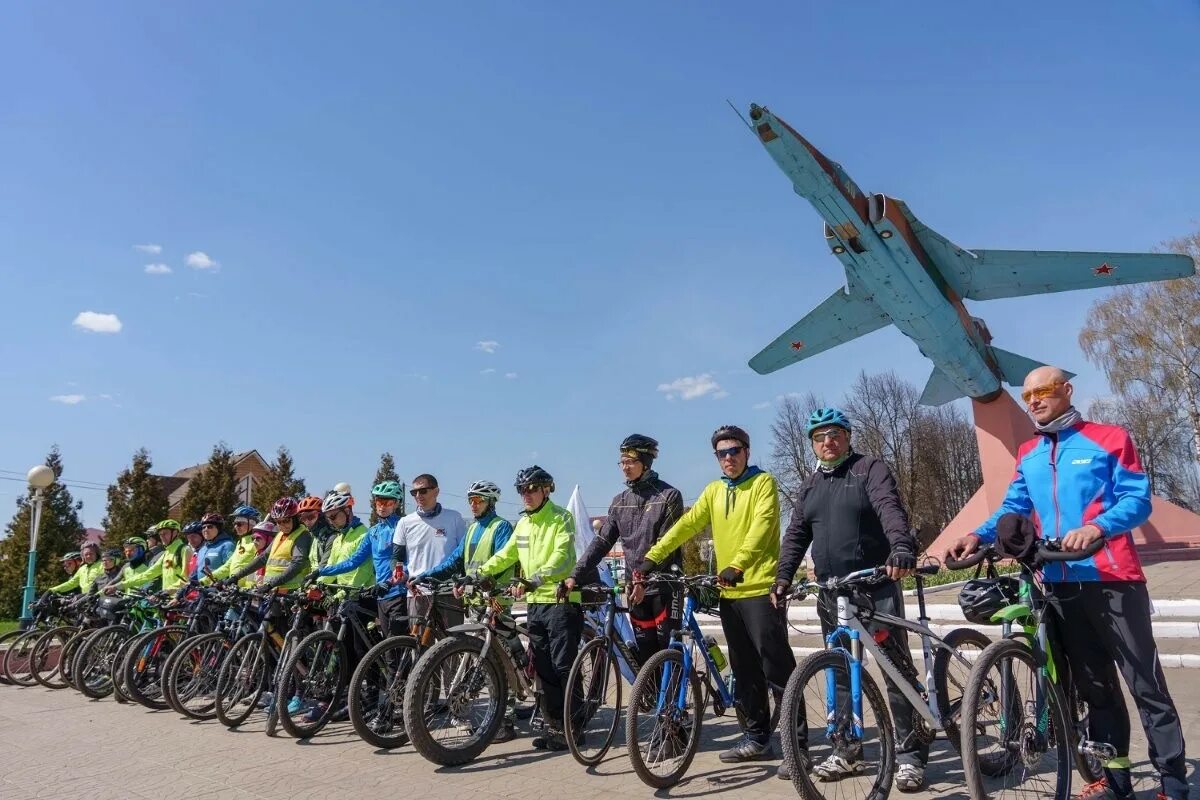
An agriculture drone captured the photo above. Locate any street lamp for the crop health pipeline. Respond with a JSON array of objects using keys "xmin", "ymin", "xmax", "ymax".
[{"xmin": 20, "ymin": 465, "xmax": 55, "ymax": 630}]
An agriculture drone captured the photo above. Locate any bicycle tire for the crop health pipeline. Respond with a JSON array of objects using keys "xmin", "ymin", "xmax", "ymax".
[
  {"xmin": 960, "ymin": 638, "xmax": 1072, "ymax": 800},
  {"xmin": 349, "ymin": 635, "xmax": 420, "ymax": 749},
  {"xmin": 215, "ymin": 632, "xmax": 268, "ymax": 728},
  {"xmin": 2, "ymin": 627, "xmax": 45, "ymax": 686},
  {"xmin": 59, "ymin": 628, "xmax": 94, "ymax": 690},
  {"xmin": 276, "ymin": 630, "xmax": 347, "ymax": 739},
  {"xmin": 75, "ymin": 625, "xmax": 131, "ymax": 699},
  {"xmin": 403, "ymin": 635, "xmax": 507, "ymax": 766},
  {"xmin": 0, "ymin": 630, "xmax": 28, "ymax": 685},
  {"xmin": 123, "ymin": 626, "xmax": 187, "ymax": 710},
  {"xmin": 109, "ymin": 630, "xmax": 143, "ymax": 704},
  {"xmin": 168, "ymin": 632, "xmax": 227, "ymax": 720},
  {"xmin": 779, "ymin": 649, "xmax": 894, "ymax": 800},
  {"xmin": 565, "ymin": 636, "xmax": 622, "ymax": 766},
  {"xmin": 625, "ymin": 648, "xmax": 704, "ymax": 789},
  {"xmin": 933, "ymin": 626, "xmax": 992, "ymax": 750},
  {"xmin": 31, "ymin": 625, "xmax": 77, "ymax": 689}
]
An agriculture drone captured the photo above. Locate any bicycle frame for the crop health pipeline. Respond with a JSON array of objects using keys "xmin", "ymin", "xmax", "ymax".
[
  {"xmin": 589, "ymin": 587, "xmax": 639, "ymax": 684},
  {"xmin": 660, "ymin": 593, "xmax": 733, "ymax": 714}
]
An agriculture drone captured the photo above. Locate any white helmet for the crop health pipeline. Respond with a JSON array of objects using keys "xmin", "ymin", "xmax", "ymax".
[
  {"xmin": 322, "ymin": 491, "xmax": 353, "ymax": 514},
  {"xmin": 333, "ymin": 482, "xmax": 352, "ymax": 495},
  {"xmin": 466, "ymin": 480, "xmax": 501, "ymax": 502}
]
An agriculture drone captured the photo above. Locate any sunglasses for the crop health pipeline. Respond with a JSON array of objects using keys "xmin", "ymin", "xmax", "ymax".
[
  {"xmin": 714, "ymin": 445, "xmax": 745, "ymax": 460},
  {"xmin": 517, "ymin": 485, "xmax": 545, "ymax": 495},
  {"xmin": 299, "ymin": 510, "xmax": 319, "ymax": 517},
  {"xmin": 410, "ymin": 487, "xmax": 434, "ymax": 497},
  {"xmin": 1021, "ymin": 380, "xmax": 1065, "ymax": 404},
  {"xmin": 233, "ymin": 519, "xmax": 251, "ymax": 526},
  {"xmin": 618, "ymin": 458, "xmax": 641, "ymax": 468},
  {"xmin": 811, "ymin": 430, "xmax": 845, "ymax": 443}
]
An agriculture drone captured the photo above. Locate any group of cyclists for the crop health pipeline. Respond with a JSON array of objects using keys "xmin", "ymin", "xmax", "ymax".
[{"xmin": 21, "ymin": 366, "xmax": 1191, "ymax": 800}]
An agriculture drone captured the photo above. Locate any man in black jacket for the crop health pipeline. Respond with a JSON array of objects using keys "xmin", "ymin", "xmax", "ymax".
[
  {"xmin": 772, "ymin": 408, "xmax": 924, "ymax": 790},
  {"xmin": 564, "ymin": 434, "xmax": 684, "ymax": 666}
]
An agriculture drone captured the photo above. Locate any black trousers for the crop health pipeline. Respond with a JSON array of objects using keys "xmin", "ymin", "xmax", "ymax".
[
  {"xmin": 815, "ymin": 581, "xmax": 929, "ymax": 767},
  {"xmin": 628, "ymin": 590, "xmax": 678, "ymax": 668},
  {"xmin": 1045, "ymin": 580, "xmax": 1187, "ymax": 799},
  {"xmin": 719, "ymin": 594, "xmax": 796, "ymax": 744},
  {"xmin": 526, "ymin": 602, "xmax": 583, "ymax": 730}
]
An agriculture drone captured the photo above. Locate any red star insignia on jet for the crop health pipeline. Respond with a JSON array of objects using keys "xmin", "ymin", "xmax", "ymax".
[
  {"xmin": 790, "ymin": 341, "xmax": 804, "ymax": 350},
  {"xmin": 1093, "ymin": 263, "xmax": 1115, "ymax": 276}
]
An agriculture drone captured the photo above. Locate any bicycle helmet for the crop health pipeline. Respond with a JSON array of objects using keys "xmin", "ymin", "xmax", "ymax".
[
  {"xmin": 183, "ymin": 521, "xmax": 203, "ymax": 536},
  {"xmin": 710, "ymin": 425, "xmax": 750, "ymax": 450},
  {"xmin": 466, "ymin": 480, "xmax": 501, "ymax": 502},
  {"xmin": 251, "ymin": 520, "xmax": 278, "ymax": 541},
  {"xmin": 514, "ymin": 465, "xmax": 555, "ymax": 493},
  {"xmin": 297, "ymin": 495, "xmax": 323, "ymax": 514},
  {"xmin": 155, "ymin": 519, "xmax": 182, "ymax": 532},
  {"xmin": 371, "ymin": 480, "xmax": 404, "ymax": 501},
  {"xmin": 60, "ymin": 551, "xmax": 82, "ymax": 563},
  {"xmin": 805, "ymin": 408, "xmax": 851, "ymax": 437},
  {"xmin": 620, "ymin": 434, "xmax": 659, "ymax": 461},
  {"xmin": 957, "ymin": 576, "xmax": 1020, "ymax": 624},
  {"xmin": 232, "ymin": 504, "xmax": 261, "ymax": 521},
  {"xmin": 200, "ymin": 512, "xmax": 224, "ymax": 527},
  {"xmin": 102, "ymin": 548, "xmax": 124, "ymax": 561},
  {"xmin": 321, "ymin": 491, "xmax": 353, "ymax": 514},
  {"xmin": 124, "ymin": 536, "xmax": 147, "ymax": 548},
  {"xmin": 270, "ymin": 497, "xmax": 300, "ymax": 521}
]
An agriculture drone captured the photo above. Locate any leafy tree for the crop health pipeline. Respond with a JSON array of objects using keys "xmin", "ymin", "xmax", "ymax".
[
  {"xmin": 179, "ymin": 442, "xmax": 239, "ymax": 521},
  {"xmin": 0, "ymin": 447, "xmax": 85, "ymax": 618},
  {"xmin": 370, "ymin": 451, "xmax": 405, "ymax": 524},
  {"xmin": 252, "ymin": 446, "xmax": 307, "ymax": 512},
  {"xmin": 101, "ymin": 448, "xmax": 169, "ymax": 548},
  {"xmin": 1080, "ymin": 229, "xmax": 1200, "ymax": 461}
]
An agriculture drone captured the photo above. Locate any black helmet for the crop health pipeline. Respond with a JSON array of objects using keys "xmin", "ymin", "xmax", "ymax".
[
  {"xmin": 957, "ymin": 577, "xmax": 1020, "ymax": 624},
  {"xmin": 102, "ymin": 548, "xmax": 124, "ymax": 562},
  {"xmin": 620, "ymin": 434, "xmax": 659, "ymax": 467},
  {"xmin": 710, "ymin": 424, "xmax": 750, "ymax": 450},
  {"xmin": 515, "ymin": 465, "xmax": 555, "ymax": 493}
]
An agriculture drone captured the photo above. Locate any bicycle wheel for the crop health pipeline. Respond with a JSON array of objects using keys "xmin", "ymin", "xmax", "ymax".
[
  {"xmin": 215, "ymin": 632, "xmax": 269, "ymax": 728},
  {"xmin": 59, "ymin": 628, "xmax": 93, "ymax": 690},
  {"xmin": 168, "ymin": 632, "xmax": 228, "ymax": 720},
  {"xmin": 933, "ymin": 627, "xmax": 992, "ymax": 751},
  {"xmin": 349, "ymin": 635, "xmax": 420, "ymax": 749},
  {"xmin": 626, "ymin": 648, "xmax": 704, "ymax": 789},
  {"xmin": 2, "ymin": 627, "xmax": 45, "ymax": 686},
  {"xmin": 960, "ymin": 638, "xmax": 1072, "ymax": 800},
  {"xmin": 110, "ymin": 630, "xmax": 143, "ymax": 704},
  {"xmin": 32, "ymin": 626, "xmax": 77, "ymax": 689},
  {"xmin": 0, "ymin": 629, "xmax": 27, "ymax": 685},
  {"xmin": 403, "ymin": 635, "xmax": 507, "ymax": 766},
  {"xmin": 779, "ymin": 649, "xmax": 895, "ymax": 800},
  {"xmin": 276, "ymin": 630, "xmax": 348, "ymax": 739},
  {"xmin": 123, "ymin": 626, "xmax": 186, "ymax": 710},
  {"xmin": 565, "ymin": 636, "xmax": 622, "ymax": 766},
  {"xmin": 75, "ymin": 625, "xmax": 131, "ymax": 699}
]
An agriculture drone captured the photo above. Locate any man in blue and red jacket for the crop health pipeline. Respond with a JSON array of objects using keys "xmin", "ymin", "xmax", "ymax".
[{"xmin": 948, "ymin": 366, "xmax": 1187, "ymax": 800}]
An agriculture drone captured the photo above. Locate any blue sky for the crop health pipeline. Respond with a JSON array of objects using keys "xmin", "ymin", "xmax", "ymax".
[{"xmin": 2, "ymin": 2, "xmax": 1198, "ymax": 526}]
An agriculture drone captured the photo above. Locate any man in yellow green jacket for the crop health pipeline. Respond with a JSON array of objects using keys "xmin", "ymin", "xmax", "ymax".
[
  {"xmin": 50, "ymin": 543, "xmax": 104, "ymax": 594},
  {"xmin": 114, "ymin": 520, "xmax": 192, "ymax": 593},
  {"xmin": 478, "ymin": 465, "xmax": 586, "ymax": 752},
  {"xmin": 641, "ymin": 425, "xmax": 795, "ymax": 765}
]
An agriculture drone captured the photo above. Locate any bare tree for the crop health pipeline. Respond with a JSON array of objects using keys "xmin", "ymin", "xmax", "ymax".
[
  {"xmin": 1089, "ymin": 391, "xmax": 1200, "ymax": 506},
  {"xmin": 769, "ymin": 392, "xmax": 825, "ymax": 514}
]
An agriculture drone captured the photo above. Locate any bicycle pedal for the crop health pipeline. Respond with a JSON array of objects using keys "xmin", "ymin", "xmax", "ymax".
[{"xmin": 1080, "ymin": 740, "xmax": 1117, "ymax": 761}]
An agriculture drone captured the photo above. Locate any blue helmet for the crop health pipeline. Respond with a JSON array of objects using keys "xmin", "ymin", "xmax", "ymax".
[
  {"xmin": 232, "ymin": 504, "xmax": 260, "ymax": 521},
  {"xmin": 805, "ymin": 407, "xmax": 852, "ymax": 437}
]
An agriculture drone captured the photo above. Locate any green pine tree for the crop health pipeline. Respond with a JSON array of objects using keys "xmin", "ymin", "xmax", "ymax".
[
  {"xmin": 180, "ymin": 443, "xmax": 239, "ymax": 521},
  {"xmin": 101, "ymin": 448, "xmax": 170, "ymax": 549},
  {"xmin": 252, "ymin": 446, "xmax": 308, "ymax": 512},
  {"xmin": 370, "ymin": 451, "xmax": 404, "ymax": 524},
  {"xmin": 0, "ymin": 447, "xmax": 85, "ymax": 618}
]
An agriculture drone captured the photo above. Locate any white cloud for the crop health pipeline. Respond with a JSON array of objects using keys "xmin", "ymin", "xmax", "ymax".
[
  {"xmin": 753, "ymin": 401, "xmax": 772, "ymax": 410},
  {"xmin": 480, "ymin": 368, "xmax": 496, "ymax": 375},
  {"xmin": 475, "ymin": 340, "xmax": 500, "ymax": 354},
  {"xmin": 505, "ymin": 372, "xmax": 518, "ymax": 379},
  {"xmin": 73, "ymin": 311, "xmax": 123, "ymax": 334},
  {"xmin": 656, "ymin": 373, "xmax": 724, "ymax": 401},
  {"xmin": 133, "ymin": 244, "xmax": 162, "ymax": 254},
  {"xmin": 186, "ymin": 251, "xmax": 219, "ymax": 270},
  {"xmin": 144, "ymin": 263, "xmax": 171, "ymax": 275},
  {"xmin": 99, "ymin": 393, "xmax": 113, "ymax": 400},
  {"xmin": 50, "ymin": 394, "xmax": 86, "ymax": 405}
]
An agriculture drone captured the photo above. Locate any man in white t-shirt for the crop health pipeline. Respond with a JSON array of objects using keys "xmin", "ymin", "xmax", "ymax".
[{"xmin": 394, "ymin": 473, "xmax": 467, "ymax": 627}]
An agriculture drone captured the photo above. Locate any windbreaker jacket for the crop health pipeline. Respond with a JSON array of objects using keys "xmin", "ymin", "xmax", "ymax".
[
  {"xmin": 50, "ymin": 560, "xmax": 105, "ymax": 594},
  {"xmin": 975, "ymin": 421, "xmax": 1150, "ymax": 582},
  {"xmin": 572, "ymin": 472, "xmax": 684, "ymax": 587},
  {"xmin": 480, "ymin": 500, "xmax": 578, "ymax": 604}
]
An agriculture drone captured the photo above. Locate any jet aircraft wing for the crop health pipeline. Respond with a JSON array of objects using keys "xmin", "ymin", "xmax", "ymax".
[{"xmin": 750, "ymin": 288, "xmax": 891, "ymax": 374}]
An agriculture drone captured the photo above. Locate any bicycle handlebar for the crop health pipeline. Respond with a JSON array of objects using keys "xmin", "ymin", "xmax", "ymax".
[{"xmin": 945, "ymin": 536, "xmax": 1106, "ymax": 570}]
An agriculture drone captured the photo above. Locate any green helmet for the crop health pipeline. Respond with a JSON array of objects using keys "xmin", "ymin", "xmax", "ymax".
[
  {"xmin": 155, "ymin": 519, "xmax": 182, "ymax": 532},
  {"xmin": 372, "ymin": 480, "xmax": 404, "ymax": 501},
  {"xmin": 124, "ymin": 536, "xmax": 147, "ymax": 548}
]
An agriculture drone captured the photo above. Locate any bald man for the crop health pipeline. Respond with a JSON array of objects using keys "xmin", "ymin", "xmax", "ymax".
[{"xmin": 947, "ymin": 366, "xmax": 1187, "ymax": 800}]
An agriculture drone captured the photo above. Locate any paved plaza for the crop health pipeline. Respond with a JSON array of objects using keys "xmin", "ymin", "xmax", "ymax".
[{"xmin": 1, "ymin": 666, "xmax": 1195, "ymax": 800}]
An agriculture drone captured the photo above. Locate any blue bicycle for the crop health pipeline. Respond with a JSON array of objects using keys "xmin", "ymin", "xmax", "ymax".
[{"xmin": 625, "ymin": 572, "xmax": 772, "ymax": 788}]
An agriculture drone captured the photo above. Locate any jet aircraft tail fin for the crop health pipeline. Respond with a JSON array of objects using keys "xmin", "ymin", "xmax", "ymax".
[{"xmin": 989, "ymin": 347, "xmax": 1076, "ymax": 389}]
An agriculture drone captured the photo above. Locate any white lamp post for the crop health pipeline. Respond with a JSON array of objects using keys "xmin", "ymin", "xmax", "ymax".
[{"xmin": 20, "ymin": 465, "xmax": 55, "ymax": 629}]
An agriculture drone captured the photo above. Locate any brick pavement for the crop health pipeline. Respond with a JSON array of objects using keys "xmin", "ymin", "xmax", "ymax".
[{"xmin": 1, "ymin": 671, "xmax": 1195, "ymax": 800}]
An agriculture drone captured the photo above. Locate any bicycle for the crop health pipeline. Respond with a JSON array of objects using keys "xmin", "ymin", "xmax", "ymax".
[
  {"xmin": 2, "ymin": 593, "xmax": 76, "ymax": 686},
  {"xmin": 56, "ymin": 595, "xmax": 109, "ymax": 691},
  {"xmin": 29, "ymin": 593, "xmax": 97, "ymax": 689},
  {"xmin": 347, "ymin": 578, "xmax": 458, "ymax": 749},
  {"xmin": 564, "ymin": 581, "xmax": 642, "ymax": 766},
  {"xmin": 121, "ymin": 582, "xmax": 222, "ymax": 710},
  {"xmin": 73, "ymin": 590, "xmax": 159, "ymax": 700},
  {"xmin": 777, "ymin": 563, "xmax": 993, "ymax": 800},
  {"xmin": 949, "ymin": 537, "xmax": 1108, "ymax": 800},
  {"xmin": 106, "ymin": 591, "xmax": 171, "ymax": 704},
  {"xmin": 275, "ymin": 583, "xmax": 385, "ymax": 739},
  {"xmin": 162, "ymin": 586, "xmax": 259, "ymax": 720}
]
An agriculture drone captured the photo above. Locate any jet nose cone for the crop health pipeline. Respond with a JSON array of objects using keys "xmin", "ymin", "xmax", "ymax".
[{"xmin": 749, "ymin": 104, "xmax": 765, "ymax": 121}]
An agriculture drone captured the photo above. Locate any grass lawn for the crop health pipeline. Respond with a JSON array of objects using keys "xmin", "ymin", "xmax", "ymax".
[{"xmin": 0, "ymin": 620, "xmax": 19, "ymax": 635}]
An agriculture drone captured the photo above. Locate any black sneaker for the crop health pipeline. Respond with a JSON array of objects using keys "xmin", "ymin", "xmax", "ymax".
[
  {"xmin": 532, "ymin": 729, "xmax": 568, "ymax": 751},
  {"xmin": 493, "ymin": 721, "xmax": 518, "ymax": 743},
  {"xmin": 720, "ymin": 736, "xmax": 774, "ymax": 763}
]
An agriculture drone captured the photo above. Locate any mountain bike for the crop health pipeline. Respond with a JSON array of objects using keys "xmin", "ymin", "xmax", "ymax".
[
  {"xmin": 348, "ymin": 578, "xmax": 458, "ymax": 749},
  {"xmin": 949, "ymin": 537, "xmax": 1108, "ymax": 800},
  {"xmin": 29, "ymin": 593, "xmax": 97, "ymax": 689},
  {"xmin": 163, "ymin": 587, "xmax": 258, "ymax": 719},
  {"xmin": 778, "ymin": 563, "xmax": 992, "ymax": 800},
  {"xmin": 2, "ymin": 593, "xmax": 75, "ymax": 686},
  {"xmin": 121, "ymin": 583, "xmax": 222, "ymax": 710},
  {"xmin": 74, "ymin": 590, "xmax": 158, "ymax": 700},
  {"xmin": 564, "ymin": 582, "xmax": 642, "ymax": 766}
]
